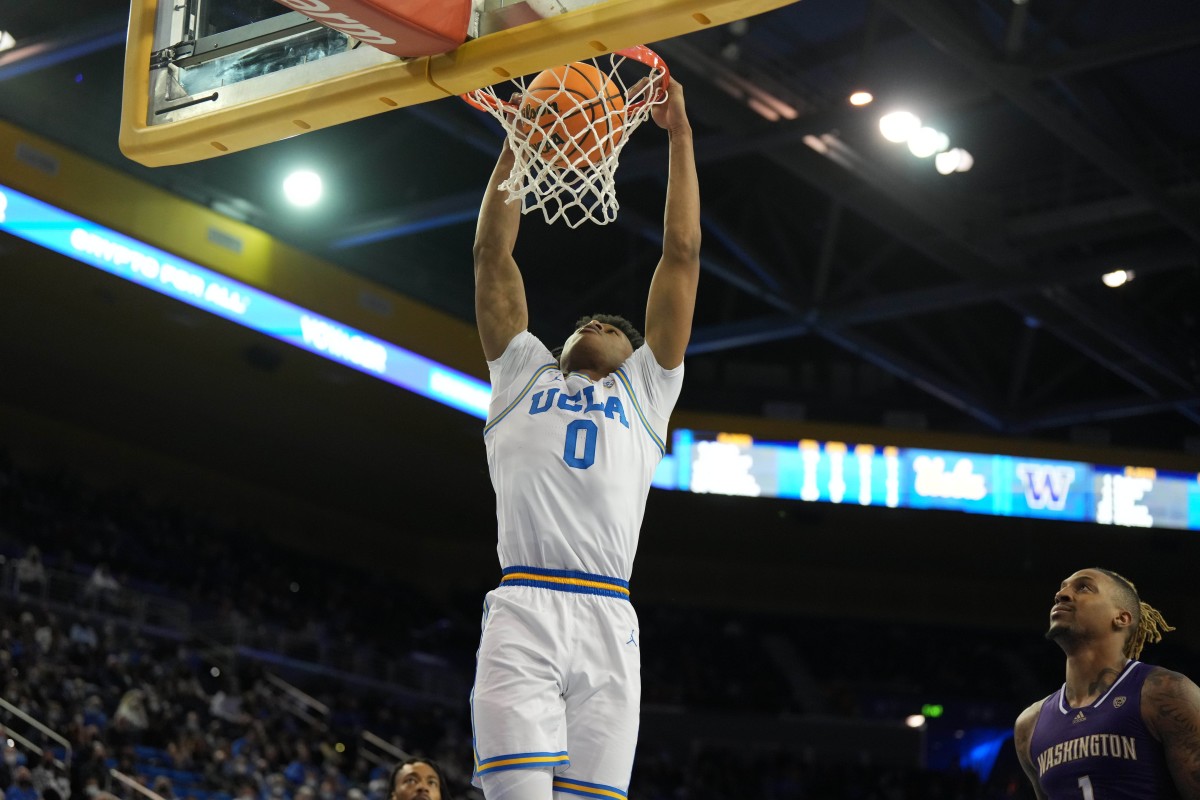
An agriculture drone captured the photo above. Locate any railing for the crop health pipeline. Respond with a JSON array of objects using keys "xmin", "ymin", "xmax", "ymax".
[
  {"xmin": 191, "ymin": 618, "xmax": 468, "ymax": 706},
  {"xmin": 263, "ymin": 672, "xmax": 330, "ymax": 731},
  {"xmin": 0, "ymin": 695, "xmax": 73, "ymax": 766},
  {"xmin": 111, "ymin": 769, "xmax": 167, "ymax": 800},
  {"xmin": 1, "ymin": 562, "xmax": 190, "ymax": 632},
  {"xmin": 0, "ymin": 695, "xmax": 74, "ymax": 796},
  {"xmin": 359, "ymin": 729, "xmax": 408, "ymax": 769}
]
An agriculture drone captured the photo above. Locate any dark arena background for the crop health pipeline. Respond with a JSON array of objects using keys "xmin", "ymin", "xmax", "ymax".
[{"xmin": 2, "ymin": 1, "xmax": 1199, "ymax": 798}]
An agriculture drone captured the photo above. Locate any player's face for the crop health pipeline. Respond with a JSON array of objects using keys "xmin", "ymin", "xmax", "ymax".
[
  {"xmin": 392, "ymin": 763, "xmax": 441, "ymax": 800},
  {"xmin": 560, "ymin": 319, "xmax": 633, "ymax": 375},
  {"xmin": 1046, "ymin": 570, "xmax": 1126, "ymax": 643}
]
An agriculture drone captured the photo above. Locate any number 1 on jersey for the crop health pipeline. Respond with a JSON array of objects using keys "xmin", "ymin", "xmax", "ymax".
[
  {"xmin": 563, "ymin": 419, "xmax": 598, "ymax": 469},
  {"xmin": 1078, "ymin": 775, "xmax": 1094, "ymax": 800}
]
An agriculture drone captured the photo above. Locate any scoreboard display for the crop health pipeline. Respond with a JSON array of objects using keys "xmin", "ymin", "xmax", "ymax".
[{"xmin": 654, "ymin": 430, "xmax": 1200, "ymax": 532}]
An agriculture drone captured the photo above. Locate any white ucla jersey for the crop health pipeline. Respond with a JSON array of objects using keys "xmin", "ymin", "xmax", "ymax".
[{"xmin": 483, "ymin": 331, "xmax": 684, "ymax": 580}]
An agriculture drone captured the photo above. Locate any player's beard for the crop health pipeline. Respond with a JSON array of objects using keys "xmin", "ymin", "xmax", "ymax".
[{"xmin": 1045, "ymin": 620, "xmax": 1086, "ymax": 650}]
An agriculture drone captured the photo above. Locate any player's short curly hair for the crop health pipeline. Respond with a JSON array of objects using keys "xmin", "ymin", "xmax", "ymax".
[{"xmin": 551, "ymin": 313, "xmax": 645, "ymax": 362}]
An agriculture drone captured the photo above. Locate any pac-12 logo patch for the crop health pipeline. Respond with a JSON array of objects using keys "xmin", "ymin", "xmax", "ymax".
[
  {"xmin": 1113, "ymin": 696, "xmax": 1126, "ymax": 708},
  {"xmin": 603, "ymin": 378, "xmax": 615, "ymax": 388}
]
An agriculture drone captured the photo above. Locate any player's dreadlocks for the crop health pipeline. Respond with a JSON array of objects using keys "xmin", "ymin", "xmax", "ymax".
[{"xmin": 1096, "ymin": 568, "xmax": 1176, "ymax": 660}]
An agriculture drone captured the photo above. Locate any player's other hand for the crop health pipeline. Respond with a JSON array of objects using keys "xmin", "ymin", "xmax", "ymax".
[{"xmin": 651, "ymin": 80, "xmax": 689, "ymax": 136}]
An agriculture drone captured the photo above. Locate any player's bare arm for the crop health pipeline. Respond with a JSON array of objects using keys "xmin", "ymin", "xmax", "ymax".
[
  {"xmin": 473, "ymin": 142, "xmax": 529, "ymax": 361},
  {"xmin": 643, "ymin": 81, "xmax": 700, "ymax": 371},
  {"xmin": 1142, "ymin": 667, "xmax": 1200, "ymax": 799},
  {"xmin": 1013, "ymin": 701, "xmax": 1049, "ymax": 800}
]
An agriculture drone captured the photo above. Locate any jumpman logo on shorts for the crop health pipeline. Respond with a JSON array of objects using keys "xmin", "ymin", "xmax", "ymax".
[{"xmin": 626, "ymin": 629, "xmax": 638, "ymax": 646}]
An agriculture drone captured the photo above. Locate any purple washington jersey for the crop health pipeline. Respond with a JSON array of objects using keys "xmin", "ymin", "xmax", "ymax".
[{"xmin": 1030, "ymin": 660, "xmax": 1179, "ymax": 799}]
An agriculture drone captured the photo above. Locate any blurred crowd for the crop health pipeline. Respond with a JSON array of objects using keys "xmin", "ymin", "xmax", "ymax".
[{"xmin": 1, "ymin": 448, "xmax": 1196, "ymax": 800}]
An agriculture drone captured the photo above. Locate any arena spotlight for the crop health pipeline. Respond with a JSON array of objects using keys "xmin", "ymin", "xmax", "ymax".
[
  {"xmin": 283, "ymin": 169, "xmax": 323, "ymax": 207},
  {"xmin": 907, "ymin": 127, "xmax": 949, "ymax": 158},
  {"xmin": 879, "ymin": 111, "xmax": 921, "ymax": 143},
  {"xmin": 210, "ymin": 667, "xmax": 221, "ymax": 677},
  {"xmin": 1102, "ymin": 269, "xmax": 1134, "ymax": 288},
  {"xmin": 849, "ymin": 90, "xmax": 874, "ymax": 106},
  {"xmin": 935, "ymin": 148, "xmax": 974, "ymax": 175},
  {"xmin": 0, "ymin": 31, "xmax": 15, "ymax": 53},
  {"xmin": 905, "ymin": 714, "xmax": 927, "ymax": 728}
]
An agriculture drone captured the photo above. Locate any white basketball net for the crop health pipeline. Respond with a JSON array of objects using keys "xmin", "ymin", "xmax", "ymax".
[{"xmin": 464, "ymin": 46, "xmax": 669, "ymax": 227}]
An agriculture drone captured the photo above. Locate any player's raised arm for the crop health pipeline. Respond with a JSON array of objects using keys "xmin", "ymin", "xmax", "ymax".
[
  {"xmin": 1143, "ymin": 667, "xmax": 1200, "ymax": 799},
  {"xmin": 643, "ymin": 81, "xmax": 700, "ymax": 371},
  {"xmin": 1012, "ymin": 702, "xmax": 1050, "ymax": 800},
  {"xmin": 473, "ymin": 142, "xmax": 529, "ymax": 361}
]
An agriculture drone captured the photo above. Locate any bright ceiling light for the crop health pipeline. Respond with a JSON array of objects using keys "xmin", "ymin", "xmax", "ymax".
[
  {"xmin": 905, "ymin": 714, "xmax": 926, "ymax": 728},
  {"xmin": 907, "ymin": 127, "xmax": 949, "ymax": 158},
  {"xmin": 879, "ymin": 111, "xmax": 920, "ymax": 143},
  {"xmin": 935, "ymin": 148, "xmax": 974, "ymax": 175},
  {"xmin": 0, "ymin": 31, "xmax": 16, "ymax": 53},
  {"xmin": 1102, "ymin": 269, "xmax": 1134, "ymax": 288},
  {"xmin": 849, "ymin": 90, "xmax": 874, "ymax": 106},
  {"xmin": 283, "ymin": 170, "xmax": 323, "ymax": 207}
]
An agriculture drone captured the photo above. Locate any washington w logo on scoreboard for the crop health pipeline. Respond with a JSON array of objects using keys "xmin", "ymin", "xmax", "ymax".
[{"xmin": 1015, "ymin": 463, "xmax": 1077, "ymax": 511}]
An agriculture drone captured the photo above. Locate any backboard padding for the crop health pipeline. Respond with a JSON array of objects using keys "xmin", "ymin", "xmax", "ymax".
[{"xmin": 120, "ymin": 0, "xmax": 802, "ymax": 167}]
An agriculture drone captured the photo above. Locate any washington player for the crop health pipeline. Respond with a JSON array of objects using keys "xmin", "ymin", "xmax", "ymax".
[
  {"xmin": 1013, "ymin": 568, "xmax": 1200, "ymax": 799},
  {"xmin": 468, "ymin": 82, "xmax": 698, "ymax": 800}
]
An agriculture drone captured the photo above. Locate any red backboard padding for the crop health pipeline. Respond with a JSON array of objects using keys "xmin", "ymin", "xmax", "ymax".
[{"xmin": 274, "ymin": 0, "xmax": 471, "ymax": 57}]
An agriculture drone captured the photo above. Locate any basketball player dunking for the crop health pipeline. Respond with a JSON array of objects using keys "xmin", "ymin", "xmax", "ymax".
[
  {"xmin": 468, "ymin": 81, "xmax": 698, "ymax": 800},
  {"xmin": 1014, "ymin": 568, "xmax": 1200, "ymax": 799}
]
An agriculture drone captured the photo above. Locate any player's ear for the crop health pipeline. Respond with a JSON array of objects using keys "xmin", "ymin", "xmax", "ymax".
[{"xmin": 1113, "ymin": 608, "xmax": 1134, "ymax": 633}]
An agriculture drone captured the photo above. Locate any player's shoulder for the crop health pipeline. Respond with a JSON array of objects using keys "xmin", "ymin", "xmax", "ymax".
[
  {"xmin": 1013, "ymin": 697, "xmax": 1048, "ymax": 764},
  {"xmin": 1015, "ymin": 697, "xmax": 1046, "ymax": 734},
  {"xmin": 1140, "ymin": 665, "xmax": 1200, "ymax": 709},
  {"xmin": 1139, "ymin": 665, "xmax": 1200, "ymax": 744},
  {"xmin": 622, "ymin": 340, "xmax": 683, "ymax": 377}
]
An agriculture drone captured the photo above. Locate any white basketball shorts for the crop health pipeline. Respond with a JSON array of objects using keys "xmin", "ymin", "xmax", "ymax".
[{"xmin": 471, "ymin": 566, "xmax": 641, "ymax": 799}]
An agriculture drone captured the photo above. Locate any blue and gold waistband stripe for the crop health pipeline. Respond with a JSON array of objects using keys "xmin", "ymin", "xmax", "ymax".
[
  {"xmin": 475, "ymin": 751, "xmax": 569, "ymax": 775},
  {"xmin": 552, "ymin": 778, "xmax": 628, "ymax": 799},
  {"xmin": 500, "ymin": 566, "xmax": 630, "ymax": 600}
]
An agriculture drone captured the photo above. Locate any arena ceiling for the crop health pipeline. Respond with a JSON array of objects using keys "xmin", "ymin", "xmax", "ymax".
[
  {"xmin": 4, "ymin": 0, "xmax": 1200, "ymax": 452},
  {"xmin": 3, "ymin": 0, "xmax": 1200, "ymax": 630}
]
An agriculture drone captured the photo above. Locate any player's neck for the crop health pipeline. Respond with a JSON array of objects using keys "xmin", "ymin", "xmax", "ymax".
[{"xmin": 1063, "ymin": 645, "xmax": 1130, "ymax": 707}]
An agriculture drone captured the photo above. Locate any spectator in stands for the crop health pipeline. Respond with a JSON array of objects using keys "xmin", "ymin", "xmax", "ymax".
[
  {"xmin": 29, "ymin": 751, "xmax": 65, "ymax": 800},
  {"xmin": 7, "ymin": 767, "xmax": 39, "ymax": 800},
  {"xmin": 14, "ymin": 547, "xmax": 46, "ymax": 596},
  {"xmin": 82, "ymin": 564, "xmax": 120, "ymax": 609},
  {"xmin": 151, "ymin": 775, "xmax": 174, "ymax": 800},
  {"xmin": 113, "ymin": 690, "xmax": 150, "ymax": 732},
  {"xmin": 388, "ymin": 759, "xmax": 446, "ymax": 800},
  {"xmin": 70, "ymin": 742, "xmax": 108, "ymax": 798},
  {"xmin": 0, "ymin": 738, "xmax": 17, "ymax": 790},
  {"xmin": 67, "ymin": 621, "xmax": 97, "ymax": 652},
  {"xmin": 282, "ymin": 744, "xmax": 314, "ymax": 788}
]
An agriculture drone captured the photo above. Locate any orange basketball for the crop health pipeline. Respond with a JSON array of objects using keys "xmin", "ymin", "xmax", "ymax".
[{"xmin": 520, "ymin": 62, "xmax": 625, "ymax": 169}]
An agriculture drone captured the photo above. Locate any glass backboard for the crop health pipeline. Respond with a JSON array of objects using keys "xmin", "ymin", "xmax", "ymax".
[{"xmin": 120, "ymin": 0, "xmax": 801, "ymax": 167}]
